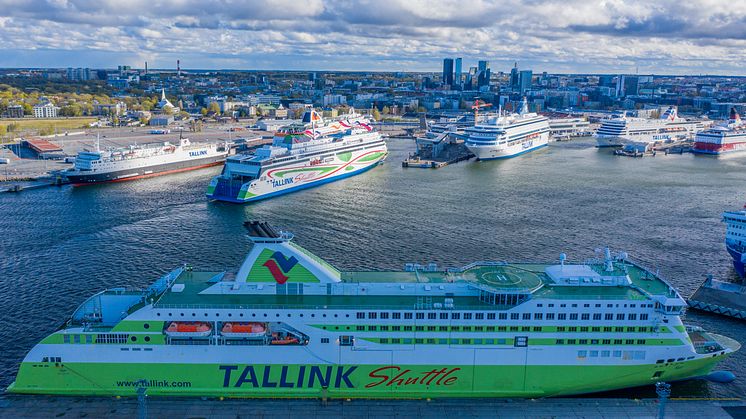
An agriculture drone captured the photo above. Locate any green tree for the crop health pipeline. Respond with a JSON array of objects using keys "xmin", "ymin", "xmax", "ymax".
[
  {"xmin": 382, "ymin": 106, "xmax": 390, "ymax": 115},
  {"xmin": 200, "ymin": 107, "xmax": 208, "ymax": 116},
  {"xmin": 208, "ymin": 102, "xmax": 221, "ymax": 115},
  {"xmin": 371, "ymin": 108, "xmax": 381, "ymax": 121},
  {"xmin": 22, "ymin": 103, "xmax": 32, "ymax": 115}
]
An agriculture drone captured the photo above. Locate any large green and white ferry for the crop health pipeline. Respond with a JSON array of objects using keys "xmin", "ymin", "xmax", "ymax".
[
  {"xmin": 206, "ymin": 109, "xmax": 387, "ymax": 203},
  {"xmin": 8, "ymin": 222, "xmax": 739, "ymax": 398}
]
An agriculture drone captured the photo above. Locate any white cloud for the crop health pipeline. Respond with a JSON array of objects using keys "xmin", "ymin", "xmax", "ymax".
[{"xmin": 0, "ymin": 0, "xmax": 743, "ymax": 73}]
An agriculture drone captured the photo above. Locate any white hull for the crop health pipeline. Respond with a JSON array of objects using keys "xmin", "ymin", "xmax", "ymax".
[{"xmin": 468, "ymin": 132, "xmax": 549, "ymax": 160}]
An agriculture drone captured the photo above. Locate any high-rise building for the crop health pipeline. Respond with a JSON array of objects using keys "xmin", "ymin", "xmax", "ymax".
[
  {"xmin": 510, "ymin": 63, "xmax": 519, "ymax": 89},
  {"xmin": 66, "ymin": 68, "xmax": 91, "ymax": 81},
  {"xmin": 598, "ymin": 75, "xmax": 615, "ymax": 87},
  {"xmin": 519, "ymin": 70, "xmax": 533, "ymax": 94},
  {"xmin": 454, "ymin": 58, "xmax": 462, "ymax": 87},
  {"xmin": 442, "ymin": 58, "xmax": 454, "ymax": 86},
  {"xmin": 616, "ymin": 75, "xmax": 639, "ymax": 97},
  {"xmin": 477, "ymin": 60, "xmax": 490, "ymax": 88}
]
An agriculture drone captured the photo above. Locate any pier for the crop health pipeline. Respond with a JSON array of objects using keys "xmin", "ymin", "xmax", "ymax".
[
  {"xmin": 1, "ymin": 395, "xmax": 744, "ymax": 418},
  {"xmin": 687, "ymin": 276, "xmax": 746, "ymax": 320}
]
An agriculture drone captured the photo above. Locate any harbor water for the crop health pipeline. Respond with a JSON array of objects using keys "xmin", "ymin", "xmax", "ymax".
[{"xmin": 1, "ymin": 137, "xmax": 746, "ymax": 398}]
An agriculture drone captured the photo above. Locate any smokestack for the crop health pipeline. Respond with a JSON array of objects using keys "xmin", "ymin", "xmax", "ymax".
[
  {"xmin": 145, "ymin": 61, "xmax": 148, "ymax": 75},
  {"xmin": 177, "ymin": 59, "xmax": 181, "ymax": 77}
]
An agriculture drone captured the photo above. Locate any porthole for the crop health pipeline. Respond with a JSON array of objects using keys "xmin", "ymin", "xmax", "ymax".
[
  {"xmin": 240, "ymin": 313, "xmax": 244, "ymax": 317},
  {"xmin": 157, "ymin": 313, "xmax": 161, "ymax": 316},
  {"xmin": 228, "ymin": 313, "xmax": 232, "ymax": 317},
  {"xmin": 143, "ymin": 323, "xmax": 150, "ymax": 330},
  {"xmin": 216, "ymin": 313, "xmax": 220, "ymax": 317},
  {"xmin": 192, "ymin": 313, "xmax": 196, "ymax": 317},
  {"xmin": 300, "ymin": 314, "xmax": 304, "ymax": 317},
  {"xmin": 252, "ymin": 313, "xmax": 256, "ymax": 317},
  {"xmin": 334, "ymin": 314, "xmax": 338, "ymax": 318},
  {"xmin": 263, "ymin": 314, "xmax": 267, "ymax": 317},
  {"xmin": 276, "ymin": 314, "xmax": 280, "ymax": 317},
  {"xmin": 311, "ymin": 314, "xmax": 315, "ymax": 317},
  {"xmin": 345, "ymin": 314, "xmax": 349, "ymax": 318},
  {"xmin": 144, "ymin": 336, "xmax": 151, "ymax": 342},
  {"xmin": 287, "ymin": 314, "xmax": 291, "ymax": 317},
  {"xmin": 323, "ymin": 314, "xmax": 327, "ymax": 318},
  {"xmin": 130, "ymin": 336, "xmax": 137, "ymax": 342},
  {"xmin": 180, "ymin": 313, "xmax": 184, "ymax": 317},
  {"xmin": 168, "ymin": 313, "xmax": 172, "ymax": 316}
]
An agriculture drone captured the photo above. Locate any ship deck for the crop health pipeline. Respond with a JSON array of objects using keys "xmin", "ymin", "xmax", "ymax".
[{"xmin": 152, "ymin": 260, "xmax": 669, "ymax": 310}]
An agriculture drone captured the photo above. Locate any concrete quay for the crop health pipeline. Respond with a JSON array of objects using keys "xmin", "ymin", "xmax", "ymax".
[{"xmin": 1, "ymin": 395, "xmax": 745, "ymax": 419}]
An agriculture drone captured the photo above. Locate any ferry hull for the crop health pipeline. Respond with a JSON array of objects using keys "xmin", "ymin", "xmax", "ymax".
[
  {"xmin": 8, "ymin": 356, "xmax": 725, "ymax": 398},
  {"xmin": 207, "ymin": 149, "xmax": 387, "ymax": 203},
  {"xmin": 595, "ymin": 136, "xmax": 626, "ymax": 147},
  {"xmin": 467, "ymin": 134, "xmax": 549, "ymax": 160},
  {"xmin": 726, "ymin": 244, "xmax": 745, "ymax": 277},
  {"xmin": 692, "ymin": 141, "xmax": 746, "ymax": 155},
  {"xmin": 66, "ymin": 154, "xmax": 227, "ymax": 184}
]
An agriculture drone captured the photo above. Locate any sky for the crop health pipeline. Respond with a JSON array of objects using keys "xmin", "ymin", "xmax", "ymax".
[{"xmin": 0, "ymin": 0, "xmax": 744, "ymax": 75}]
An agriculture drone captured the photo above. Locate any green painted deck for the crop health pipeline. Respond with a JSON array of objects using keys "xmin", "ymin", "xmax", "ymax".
[{"xmin": 151, "ymin": 260, "xmax": 670, "ymax": 310}]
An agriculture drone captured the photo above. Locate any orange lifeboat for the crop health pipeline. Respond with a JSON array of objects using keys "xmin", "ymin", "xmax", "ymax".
[
  {"xmin": 269, "ymin": 332, "xmax": 300, "ymax": 345},
  {"xmin": 165, "ymin": 321, "xmax": 212, "ymax": 337},
  {"xmin": 221, "ymin": 322, "xmax": 267, "ymax": 338}
]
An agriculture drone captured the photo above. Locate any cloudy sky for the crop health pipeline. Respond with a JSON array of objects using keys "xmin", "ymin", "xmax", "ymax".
[{"xmin": 0, "ymin": 0, "xmax": 744, "ymax": 74}]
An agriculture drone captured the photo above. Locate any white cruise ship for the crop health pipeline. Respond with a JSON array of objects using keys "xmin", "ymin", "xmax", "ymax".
[
  {"xmin": 464, "ymin": 99, "xmax": 550, "ymax": 160},
  {"xmin": 595, "ymin": 107, "xmax": 704, "ymax": 147},
  {"xmin": 207, "ymin": 109, "xmax": 387, "ymax": 203},
  {"xmin": 692, "ymin": 108, "xmax": 746, "ymax": 155},
  {"xmin": 64, "ymin": 137, "xmax": 229, "ymax": 184}
]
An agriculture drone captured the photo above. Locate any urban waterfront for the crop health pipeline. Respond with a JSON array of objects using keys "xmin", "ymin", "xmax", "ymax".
[{"xmin": 1, "ymin": 137, "xmax": 746, "ymax": 399}]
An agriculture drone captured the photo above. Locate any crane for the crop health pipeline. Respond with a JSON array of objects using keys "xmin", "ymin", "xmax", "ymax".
[{"xmin": 471, "ymin": 99, "xmax": 492, "ymax": 125}]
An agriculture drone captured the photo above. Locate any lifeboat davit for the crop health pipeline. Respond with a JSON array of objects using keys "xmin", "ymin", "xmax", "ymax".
[
  {"xmin": 221, "ymin": 322, "xmax": 267, "ymax": 338},
  {"xmin": 164, "ymin": 321, "xmax": 212, "ymax": 337}
]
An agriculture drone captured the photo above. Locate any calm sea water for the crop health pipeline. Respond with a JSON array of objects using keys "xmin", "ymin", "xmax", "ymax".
[{"xmin": 1, "ymin": 137, "xmax": 746, "ymax": 399}]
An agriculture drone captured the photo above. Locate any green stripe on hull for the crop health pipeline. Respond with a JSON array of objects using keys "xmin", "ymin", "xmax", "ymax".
[{"xmin": 9, "ymin": 356, "xmax": 724, "ymax": 398}]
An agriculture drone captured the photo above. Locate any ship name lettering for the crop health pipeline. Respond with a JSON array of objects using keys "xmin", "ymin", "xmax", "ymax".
[
  {"xmin": 365, "ymin": 366, "xmax": 460, "ymax": 388},
  {"xmin": 219, "ymin": 365, "xmax": 357, "ymax": 389},
  {"xmin": 189, "ymin": 150, "xmax": 208, "ymax": 157},
  {"xmin": 271, "ymin": 178, "xmax": 294, "ymax": 188}
]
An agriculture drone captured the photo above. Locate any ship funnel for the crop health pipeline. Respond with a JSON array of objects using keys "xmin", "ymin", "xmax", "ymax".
[
  {"xmin": 559, "ymin": 253, "xmax": 567, "ymax": 266},
  {"xmin": 236, "ymin": 221, "xmax": 341, "ymax": 284},
  {"xmin": 730, "ymin": 107, "xmax": 740, "ymax": 122}
]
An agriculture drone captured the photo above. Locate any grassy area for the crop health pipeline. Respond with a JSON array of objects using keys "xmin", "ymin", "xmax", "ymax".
[{"xmin": 0, "ymin": 117, "xmax": 97, "ymax": 137}]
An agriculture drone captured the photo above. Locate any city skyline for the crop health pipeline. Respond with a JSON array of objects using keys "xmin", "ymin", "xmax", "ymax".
[{"xmin": 0, "ymin": 0, "xmax": 745, "ymax": 75}]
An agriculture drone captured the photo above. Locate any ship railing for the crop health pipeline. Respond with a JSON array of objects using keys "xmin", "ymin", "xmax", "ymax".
[{"xmin": 448, "ymin": 261, "xmax": 508, "ymax": 273}]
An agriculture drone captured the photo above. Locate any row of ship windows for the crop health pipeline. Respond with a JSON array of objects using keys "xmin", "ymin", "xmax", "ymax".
[
  {"xmin": 368, "ymin": 338, "xmax": 652, "ymax": 346},
  {"xmin": 354, "ymin": 312, "xmax": 650, "ymax": 321},
  {"xmin": 327, "ymin": 325, "xmax": 654, "ymax": 333},
  {"xmin": 153, "ymin": 310, "xmax": 651, "ymax": 322},
  {"xmin": 62, "ymin": 334, "xmax": 143, "ymax": 344}
]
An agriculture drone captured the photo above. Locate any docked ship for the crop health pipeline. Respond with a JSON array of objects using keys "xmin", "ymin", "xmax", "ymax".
[
  {"xmin": 723, "ymin": 208, "xmax": 746, "ymax": 277},
  {"xmin": 464, "ymin": 98, "xmax": 550, "ymax": 160},
  {"xmin": 692, "ymin": 108, "xmax": 746, "ymax": 155},
  {"xmin": 8, "ymin": 221, "xmax": 739, "ymax": 398},
  {"xmin": 595, "ymin": 107, "xmax": 704, "ymax": 148},
  {"xmin": 206, "ymin": 109, "xmax": 387, "ymax": 203},
  {"xmin": 687, "ymin": 208, "xmax": 746, "ymax": 320},
  {"xmin": 64, "ymin": 136, "xmax": 229, "ymax": 184}
]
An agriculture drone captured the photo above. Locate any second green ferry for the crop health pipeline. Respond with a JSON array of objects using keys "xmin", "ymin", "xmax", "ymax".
[
  {"xmin": 8, "ymin": 222, "xmax": 739, "ymax": 398},
  {"xmin": 207, "ymin": 109, "xmax": 387, "ymax": 203}
]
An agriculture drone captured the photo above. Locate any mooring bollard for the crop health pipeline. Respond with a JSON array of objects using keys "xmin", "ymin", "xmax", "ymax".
[
  {"xmin": 137, "ymin": 382, "xmax": 148, "ymax": 419},
  {"xmin": 656, "ymin": 381, "xmax": 671, "ymax": 419}
]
